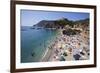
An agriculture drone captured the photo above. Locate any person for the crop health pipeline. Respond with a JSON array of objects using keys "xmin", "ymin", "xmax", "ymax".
[{"xmin": 73, "ymin": 54, "xmax": 81, "ymax": 60}]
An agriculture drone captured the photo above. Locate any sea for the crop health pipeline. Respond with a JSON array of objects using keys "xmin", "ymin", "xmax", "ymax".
[{"xmin": 21, "ymin": 26, "xmax": 59, "ymax": 63}]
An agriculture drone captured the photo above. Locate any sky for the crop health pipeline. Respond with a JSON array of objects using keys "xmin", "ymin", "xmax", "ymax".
[{"xmin": 21, "ymin": 10, "xmax": 89, "ymax": 26}]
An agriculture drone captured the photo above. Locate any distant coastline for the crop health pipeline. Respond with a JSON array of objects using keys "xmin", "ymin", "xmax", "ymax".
[{"xmin": 32, "ymin": 18, "xmax": 89, "ymax": 29}]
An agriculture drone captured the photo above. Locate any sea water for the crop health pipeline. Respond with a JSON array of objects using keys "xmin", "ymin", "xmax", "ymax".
[{"xmin": 21, "ymin": 26, "xmax": 59, "ymax": 63}]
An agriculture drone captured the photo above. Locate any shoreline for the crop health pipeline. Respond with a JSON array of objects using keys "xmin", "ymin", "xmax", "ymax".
[
  {"xmin": 40, "ymin": 30, "xmax": 62, "ymax": 62},
  {"xmin": 40, "ymin": 36, "xmax": 59, "ymax": 62},
  {"xmin": 39, "ymin": 27, "xmax": 90, "ymax": 61}
]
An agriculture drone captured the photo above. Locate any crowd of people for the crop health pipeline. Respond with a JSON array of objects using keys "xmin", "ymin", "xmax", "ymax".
[{"xmin": 48, "ymin": 28, "xmax": 90, "ymax": 61}]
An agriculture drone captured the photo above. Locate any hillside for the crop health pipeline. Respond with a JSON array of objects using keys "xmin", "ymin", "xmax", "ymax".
[{"xmin": 33, "ymin": 18, "xmax": 89, "ymax": 29}]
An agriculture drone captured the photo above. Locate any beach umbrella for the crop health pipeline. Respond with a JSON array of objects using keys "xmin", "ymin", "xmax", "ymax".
[
  {"xmin": 61, "ymin": 44, "xmax": 66, "ymax": 49},
  {"xmin": 73, "ymin": 54, "xmax": 81, "ymax": 60}
]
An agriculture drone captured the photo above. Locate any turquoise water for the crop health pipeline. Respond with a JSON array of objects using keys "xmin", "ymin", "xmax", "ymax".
[{"xmin": 21, "ymin": 26, "xmax": 59, "ymax": 63}]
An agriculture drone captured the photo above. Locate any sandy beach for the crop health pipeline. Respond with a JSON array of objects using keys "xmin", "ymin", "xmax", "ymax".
[{"xmin": 40, "ymin": 26, "xmax": 90, "ymax": 62}]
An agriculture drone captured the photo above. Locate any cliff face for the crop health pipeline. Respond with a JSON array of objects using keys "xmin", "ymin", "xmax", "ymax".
[
  {"xmin": 33, "ymin": 18, "xmax": 89, "ymax": 29},
  {"xmin": 35, "ymin": 20, "xmax": 57, "ymax": 28},
  {"xmin": 33, "ymin": 18, "xmax": 71, "ymax": 29}
]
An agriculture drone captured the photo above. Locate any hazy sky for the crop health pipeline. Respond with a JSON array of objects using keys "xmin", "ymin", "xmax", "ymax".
[{"xmin": 21, "ymin": 10, "xmax": 89, "ymax": 26}]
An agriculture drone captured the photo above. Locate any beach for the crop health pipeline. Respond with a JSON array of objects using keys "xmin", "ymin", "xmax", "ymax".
[
  {"xmin": 40, "ymin": 27, "xmax": 90, "ymax": 61},
  {"xmin": 21, "ymin": 21, "xmax": 90, "ymax": 62},
  {"xmin": 21, "ymin": 9, "xmax": 90, "ymax": 63}
]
